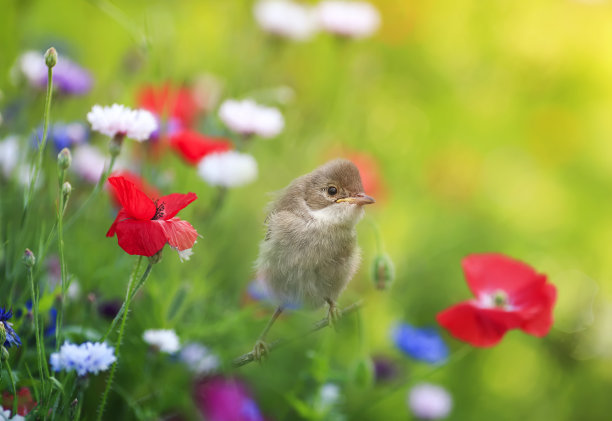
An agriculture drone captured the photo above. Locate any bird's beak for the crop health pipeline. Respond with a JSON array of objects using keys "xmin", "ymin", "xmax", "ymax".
[{"xmin": 336, "ymin": 193, "xmax": 376, "ymax": 206}]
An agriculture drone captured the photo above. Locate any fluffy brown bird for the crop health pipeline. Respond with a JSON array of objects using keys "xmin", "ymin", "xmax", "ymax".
[{"xmin": 252, "ymin": 159, "xmax": 375, "ymax": 359}]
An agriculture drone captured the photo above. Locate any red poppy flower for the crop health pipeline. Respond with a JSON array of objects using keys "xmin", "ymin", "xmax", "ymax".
[
  {"xmin": 436, "ymin": 253, "xmax": 557, "ymax": 347},
  {"xmin": 106, "ymin": 170, "xmax": 161, "ymax": 207},
  {"xmin": 2, "ymin": 387, "xmax": 37, "ymax": 415},
  {"xmin": 137, "ymin": 83, "xmax": 200, "ymax": 128},
  {"xmin": 106, "ymin": 176, "xmax": 199, "ymax": 259},
  {"xmin": 170, "ymin": 130, "xmax": 232, "ymax": 165}
]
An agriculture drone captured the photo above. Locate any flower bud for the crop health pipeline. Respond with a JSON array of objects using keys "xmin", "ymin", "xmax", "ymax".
[
  {"xmin": 371, "ymin": 253, "xmax": 394, "ymax": 290},
  {"xmin": 45, "ymin": 47, "xmax": 58, "ymax": 68},
  {"xmin": 1, "ymin": 346, "xmax": 8, "ymax": 361},
  {"xmin": 62, "ymin": 181, "xmax": 72, "ymax": 202},
  {"xmin": 57, "ymin": 148, "xmax": 72, "ymax": 170},
  {"xmin": 149, "ymin": 250, "xmax": 163, "ymax": 265},
  {"xmin": 23, "ymin": 249, "xmax": 36, "ymax": 268}
]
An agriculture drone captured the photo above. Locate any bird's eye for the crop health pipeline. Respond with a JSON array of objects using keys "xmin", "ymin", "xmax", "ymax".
[{"xmin": 327, "ymin": 186, "xmax": 338, "ymax": 196}]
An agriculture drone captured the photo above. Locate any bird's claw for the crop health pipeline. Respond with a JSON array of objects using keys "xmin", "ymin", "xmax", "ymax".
[
  {"xmin": 252, "ymin": 339, "xmax": 270, "ymax": 362},
  {"xmin": 327, "ymin": 302, "xmax": 342, "ymax": 329}
]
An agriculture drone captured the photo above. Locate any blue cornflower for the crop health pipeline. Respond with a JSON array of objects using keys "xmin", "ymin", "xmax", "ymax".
[
  {"xmin": 50, "ymin": 342, "xmax": 116, "ymax": 376},
  {"xmin": 392, "ymin": 323, "xmax": 448, "ymax": 365},
  {"xmin": 33, "ymin": 122, "xmax": 89, "ymax": 152},
  {"xmin": 0, "ymin": 307, "xmax": 22, "ymax": 348}
]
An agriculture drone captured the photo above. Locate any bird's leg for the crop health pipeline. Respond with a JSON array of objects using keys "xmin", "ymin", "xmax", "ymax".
[
  {"xmin": 253, "ymin": 306, "xmax": 283, "ymax": 361},
  {"xmin": 326, "ymin": 298, "xmax": 342, "ymax": 329}
]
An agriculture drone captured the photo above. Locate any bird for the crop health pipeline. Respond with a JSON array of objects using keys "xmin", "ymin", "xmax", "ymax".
[{"xmin": 252, "ymin": 158, "xmax": 375, "ymax": 360}]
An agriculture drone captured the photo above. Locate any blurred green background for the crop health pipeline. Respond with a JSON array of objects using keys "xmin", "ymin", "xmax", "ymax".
[{"xmin": 2, "ymin": 0, "xmax": 612, "ymax": 419}]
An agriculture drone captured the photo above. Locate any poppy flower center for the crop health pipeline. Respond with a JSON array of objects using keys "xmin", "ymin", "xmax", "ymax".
[
  {"xmin": 479, "ymin": 289, "xmax": 510, "ymax": 310},
  {"xmin": 153, "ymin": 201, "xmax": 166, "ymax": 220}
]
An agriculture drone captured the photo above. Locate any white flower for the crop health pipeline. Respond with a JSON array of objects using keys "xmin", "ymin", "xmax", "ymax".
[
  {"xmin": 218, "ymin": 99, "xmax": 284, "ymax": 138},
  {"xmin": 176, "ymin": 247, "xmax": 194, "ymax": 262},
  {"xmin": 179, "ymin": 343, "xmax": 220, "ymax": 375},
  {"xmin": 197, "ymin": 151, "xmax": 258, "ymax": 188},
  {"xmin": 71, "ymin": 144, "xmax": 107, "ymax": 183},
  {"xmin": 319, "ymin": 383, "xmax": 341, "ymax": 407},
  {"xmin": 50, "ymin": 342, "xmax": 116, "ymax": 376},
  {"xmin": 67, "ymin": 280, "xmax": 81, "ymax": 300},
  {"xmin": 0, "ymin": 407, "xmax": 25, "ymax": 421},
  {"xmin": 87, "ymin": 104, "xmax": 158, "ymax": 141},
  {"xmin": 18, "ymin": 51, "xmax": 47, "ymax": 86},
  {"xmin": 143, "ymin": 329, "xmax": 180, "ymax": 354},
  {"xmin": 407, "ymin": 383, "xmax": 453, "ymax": 420},
  {"xmin": 0, "ymin": 136, "xmax": 20, "ymax": 178},
  {"xmin": 316, "ymin": 1, "xmax": 381, "ymax": 38},
  {"xmin": 254, "ymin": 0, "xmax": 319, "ymax": 41}
]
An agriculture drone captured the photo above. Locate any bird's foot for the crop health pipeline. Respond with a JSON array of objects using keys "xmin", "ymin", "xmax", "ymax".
[
  {"xmin": 252, "ymin": 339, "xmax": 270, "ymax": 362},
  {"xmin": 326, "ymin": 301, "xmax": 342, "ymax": 330}
]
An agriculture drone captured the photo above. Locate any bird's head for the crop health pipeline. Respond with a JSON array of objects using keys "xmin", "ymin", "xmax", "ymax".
[{"xmin": 301, "ymin": 159, "xmax": 375, "ymax": 225}]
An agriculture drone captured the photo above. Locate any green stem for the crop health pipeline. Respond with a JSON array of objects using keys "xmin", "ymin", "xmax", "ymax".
[
  {"xmin": 100, "ymin": 256, "xmax": 147, "ymax": 343},
  {"xmin": 27, "ymin": 265, "xmax": 46, "ymax": 401},
  {"xmin": 5, "ymin": 360, "xmax": 18, "ymax": 416},
  {"xmin": 23, "ymin": 64, "xmax": 54, "ymax": 223},
  {"xmin": 55, "ymin": 169, "xmax": 68, "ymax": 350},
  {"xmin": 97, "ymin": 259, "xmax": 153, "ymax": 421}
]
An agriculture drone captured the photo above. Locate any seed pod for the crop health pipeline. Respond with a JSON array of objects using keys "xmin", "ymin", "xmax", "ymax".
[{"xmin": 371, "ymin": 253, "xmax": 394, "ymax": 290}]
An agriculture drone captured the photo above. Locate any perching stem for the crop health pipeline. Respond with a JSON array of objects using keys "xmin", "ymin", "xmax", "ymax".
[{"xmin": 232, "ymin": 300, "xmax": 363, "ymax": 368}]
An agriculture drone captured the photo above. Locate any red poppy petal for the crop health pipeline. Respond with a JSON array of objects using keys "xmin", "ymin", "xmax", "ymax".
[
  {"xmin": 156, "ymin": 218, "xmax": 199, "ymax": 251},
  {"xmin": 520, "ymin": 283, "xmax": 557, "ymax": 337},
  {"xmin": 108, "ymin": 176, "xmax": 156, "ymax": 220},
  {"xmin": 106, "ymin": 208, "xmax": 131, "ymax": 237},
  {"xmin": 114, "ymin": 219, "xmax": 167, "ymax": 256},
  {"xmin": 157, "ymin": 192, "xmax": 197, "ymax": 220},
  {"xmin": 108, "ymin": 170, "xmax": 161, "ymax": 203},
  {"xmin": 170, "ymin": 130, "xmax": 232, "ymax": 165},
  {"xmin": 462, "ymin": 253, "xmax": 545, "ymax": 297},
  {"xmin": 437, "ymin": 302, "xmax": 522, "ymax": 347}
]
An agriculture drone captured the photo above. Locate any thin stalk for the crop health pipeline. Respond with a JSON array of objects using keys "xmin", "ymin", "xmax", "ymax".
[
  {"xmin": 5, "ymin": 360, "xmax": 18, "ymax": 416},
  {"xmin": 97, "ymin": 259, "xmax": 154, "ymax": 421},
  {"xmin": 23, "ymin": 64, "xmax": 54, "ymax": 223},
  {"xmin": 100, "ymin": 256, "xmax": 147, "ymax": 343},
  {"xmin": 55, "ymin": 169, "xmax": 69, "ymax": 349},
  {"xmin": 27, "ymin": 264, "xmax": 46, "ymax": 401}
]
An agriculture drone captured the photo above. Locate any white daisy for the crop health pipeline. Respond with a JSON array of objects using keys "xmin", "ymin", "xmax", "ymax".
[
  {"xmin": 218, "ymin": 99, "xmax": 284, "ymax": 138},
  {"xmin": 407, "ymin": 383, "xmax": 453, "ymax": 420},
  {"xmin": 197, "ymin": 151, "xmax": 258, "ymax": 188},
  {"xmin": 87, "ymin": 104, "xmax": 158, "ymax": 141},
  {"xmin": 179, "ymin": 343, "xmax": 220, "ymax": 375},
  {"xmin": 143, "ymin": 329, "xmax": 180, "ymax": 354},
  {"xmin": 316, "ymin": 1, "xmax": 381, "ymax": 39},
  {"xmin": 254, "ymin": 0, "xmax": 319, "ymax": 41}
]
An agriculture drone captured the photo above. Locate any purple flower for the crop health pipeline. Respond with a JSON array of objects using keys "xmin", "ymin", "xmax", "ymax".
[
  {"xmin": 19, "ymin": 50, "xmax": 93, "ymax": 95},
  {"xmin": 194, "ymin": 377, "xmax": 264, "ymax": 421},
  {"xmin": 392, "ymin": 323, "xmax": 448, "ymax": 365},
  {"xmin": 372, "ymin": 355, "xmax": 399, "ymax": 383}
]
